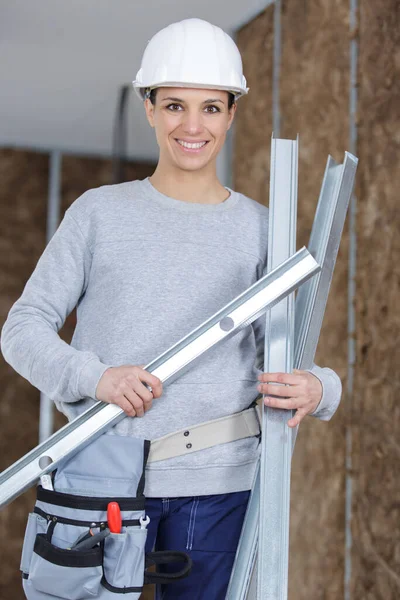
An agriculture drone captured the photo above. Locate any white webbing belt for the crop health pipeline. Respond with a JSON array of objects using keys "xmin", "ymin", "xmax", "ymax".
[{"xmin": 148, "ymin": 400, "xmax": 262, "ymax": 463}]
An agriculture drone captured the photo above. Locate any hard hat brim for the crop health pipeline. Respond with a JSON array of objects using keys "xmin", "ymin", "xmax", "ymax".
[{"xmin": 132, "ymin": 81, "xmax": 249, "ymax": 101}]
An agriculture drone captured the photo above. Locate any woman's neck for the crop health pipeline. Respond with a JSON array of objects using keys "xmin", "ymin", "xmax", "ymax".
[{"xmin": 149, "ymin": 165, "xmax": 230, "ymax": 205}]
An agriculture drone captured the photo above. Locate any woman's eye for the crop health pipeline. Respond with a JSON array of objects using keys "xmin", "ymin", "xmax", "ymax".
[
  {"xmin": 166, "ymin": 104, "xmax": 182, "ymax": 111},
  {"xmin": 204, "ymin": 105, "xmax": 220, "ymax": 113}
]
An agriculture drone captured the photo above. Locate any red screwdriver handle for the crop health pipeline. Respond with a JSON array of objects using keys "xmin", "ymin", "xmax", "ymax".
[{"xmin": 107, "ymin": 502, "xmax": 122, "ymax": 534}]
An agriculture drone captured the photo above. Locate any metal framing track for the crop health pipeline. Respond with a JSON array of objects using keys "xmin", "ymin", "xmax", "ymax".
[
  {"xmin": 294, "ymin": 152, "xmax": 358, "ymax": 372},
  {"xmin": 258, "ymin": 137, "xmax": 298, "ymax": 599}
]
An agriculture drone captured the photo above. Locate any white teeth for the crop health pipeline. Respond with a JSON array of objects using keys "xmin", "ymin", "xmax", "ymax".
[{"xmin": 177, "ymin": 140, "xmax": 207, "ymax": 149}]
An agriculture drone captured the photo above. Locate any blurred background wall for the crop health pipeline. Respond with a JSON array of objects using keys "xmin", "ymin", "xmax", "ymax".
[{"xmin": 0, "ymin": 1, "xmax": 399, "ymax": 599}]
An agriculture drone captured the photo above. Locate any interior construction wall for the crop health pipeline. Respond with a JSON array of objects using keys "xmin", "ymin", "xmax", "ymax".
[
  {"xmin": 0, "ymin": 148, "xmax": 155, "ymax": 600},
  {"xmin": 235, "ymin": 1, "xmax": 399, "ymax": 598},
  {"xmin": 352, "ymin": 1, "xmax": 400, "ymax": 597}
]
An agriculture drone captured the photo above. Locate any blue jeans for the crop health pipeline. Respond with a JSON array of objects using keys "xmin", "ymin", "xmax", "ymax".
[{"xmin": 144, "ymin": 491, "xmax": 250, "ymax": 600}]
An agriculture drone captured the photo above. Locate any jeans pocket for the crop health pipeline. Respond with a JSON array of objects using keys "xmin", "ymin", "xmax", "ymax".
[
  {"xmin": 20, "ymin": 513, "xmax": 48, "ymax": 576},
  {"xmin": 102, "ymin": 528, "xmax": 147, "ymax": 593},
  {"xmin": 28, "ymin": 534, "xmax": 102, "ymax": 600}
]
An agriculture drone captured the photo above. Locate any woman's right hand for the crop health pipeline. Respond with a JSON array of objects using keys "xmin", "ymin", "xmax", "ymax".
[{"xmin": 95, "ymin": 365, "xmax": 163, "ymax": 417}]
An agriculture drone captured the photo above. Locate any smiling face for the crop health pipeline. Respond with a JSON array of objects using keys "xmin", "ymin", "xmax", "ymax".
[{"xmin": 144, "ymin": 87, "xmax": 236, "ymax": 174}]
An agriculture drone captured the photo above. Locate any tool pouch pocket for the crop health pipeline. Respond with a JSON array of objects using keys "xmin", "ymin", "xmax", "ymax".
[
  {"xmin": 29, "ymin": 532, "xmax": 103, "ymax": 599},
  {"xmin": 102, "ymin": 529, "xmax": 147, "ymax": 593},
  {"xmin": 20, "ymin": 434, "xmax": 191, "ymax": 600},
  {"xmin": 20, "ymin": 512, "xmax": 48, "ymax": 576}
]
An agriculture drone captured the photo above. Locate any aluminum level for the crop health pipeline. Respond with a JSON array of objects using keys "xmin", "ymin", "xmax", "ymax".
[{"xmin": 0, "ymin": 247, "xmax": 319, "ymax": 509}]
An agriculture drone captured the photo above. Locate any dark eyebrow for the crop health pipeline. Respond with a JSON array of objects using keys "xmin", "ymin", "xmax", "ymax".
[
  {"xmin": 161, "ymin": 97, "xmax": 185, "ymax": 102},
  {"xmin": 202, "ymin": 99, "xmax": 224, "ymax": 104},
  {"xmin": 160, "ymin": 96, "xmax": 225, "ymax": 104}
]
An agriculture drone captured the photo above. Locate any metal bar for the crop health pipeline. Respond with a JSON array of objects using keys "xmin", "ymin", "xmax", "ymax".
[
  {"xmin": 227, "ymin": 136, "xmax": 298, "ymax": 600},
  {"xmin": 258, "ymin": 137, "xmax": 298, "ymax": 599},
  {"xmin": 0, "ymin": 248, "xmax": 319, "ymax": 510},
  {"xmin": 293, "ymin": 152, "xmax": 358, "ymax": 373},
  {"xmin": 273, "ymin": 0, "xmax": 282, "ymax": 137},
  {"xmin": 227, "ymin": 150, "xmax": 358, "ymax": 600},
  {"xmin": 345, "ymin": 2, "xmax": 359, "ymax": 595},
  {"xmin": 39, "ymin": 150, "xmax": 62, "ymax": 443}
]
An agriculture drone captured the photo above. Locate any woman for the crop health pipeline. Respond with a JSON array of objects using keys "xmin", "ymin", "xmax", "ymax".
[{"xmin": 1, "ymin": 18, "xmax": 341, "ymax": 600}]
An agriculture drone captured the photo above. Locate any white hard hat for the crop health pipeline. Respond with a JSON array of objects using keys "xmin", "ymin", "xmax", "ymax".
[{"xmin": 133, "ymin": 18, "xmax": 249, "ymax": 101}]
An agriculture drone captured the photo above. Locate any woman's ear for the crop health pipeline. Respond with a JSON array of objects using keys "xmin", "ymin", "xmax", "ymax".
[{"xmin": 144, "ymin": 98, "xmax": 155, "ymax": 128}]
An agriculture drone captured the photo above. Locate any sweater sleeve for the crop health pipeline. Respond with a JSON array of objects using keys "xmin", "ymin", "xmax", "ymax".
[
  {"xmin": 0, "ymin": 210, "xmax": 111, "ymax": 403},
  {"xmin": 306, "ymin": 364, "xmax": 342, "ymax": 421}
]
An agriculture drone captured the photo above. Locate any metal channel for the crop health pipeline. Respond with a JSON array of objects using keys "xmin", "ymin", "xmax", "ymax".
[
  {"xmin": 227, "ymin": 151, "xmax": 358, "ymax": 600},
  {"xmin": 258, "ymin": 137, "xmax": 298, "ymax": 599},
  {"xmin": 273, "ymin": 0, "xmax": 282, "ymax": 137},
  {"xmin": 294, "ymin": 152, "xmax": 358, "ymax": 373},
  {"xmin": 345, "ymin": 1, "xmax": 359, "ymax": 596},
  {"xmin": 0, "ymin": 248, "xmax": 319, "ymax": 509},
  {"xmin": 39, "ymin": 150, "xmax": 62, "ymax": 443}
]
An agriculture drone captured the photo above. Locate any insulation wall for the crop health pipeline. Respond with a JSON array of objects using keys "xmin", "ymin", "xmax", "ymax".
[
  {"xmin": 235, "ymin": 0, "xmax": 399, "ymax": 598},
  {"xmin": 0, "ymin": 149, "xmax": 155, "ymax": 600},
  {"xmin": 352, "ymin": 1, "xmax": 400, "ymax": 597}
]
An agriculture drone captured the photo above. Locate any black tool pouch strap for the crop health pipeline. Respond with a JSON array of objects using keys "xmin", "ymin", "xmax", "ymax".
[{"xmin": 144, "ymin": 551, "xmax": 193, "ymax": 584}]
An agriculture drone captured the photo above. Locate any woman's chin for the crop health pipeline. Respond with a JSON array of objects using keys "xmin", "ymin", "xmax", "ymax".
[{"xmin": 170, "ymin": 155, "xmax": 212, "ymax": 172}]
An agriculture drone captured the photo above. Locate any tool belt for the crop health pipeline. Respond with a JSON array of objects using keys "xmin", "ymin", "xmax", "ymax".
[
  {"xmin": 20, "ymin": 435, "xmax": 192, "ymax": 600},
  {"xmin": 148, "ymin": 396, "xmax": 262, "ymax": 463},
  {"xmin": 20, "ymin": 401, "xmax": 261, "ymax": 598}
]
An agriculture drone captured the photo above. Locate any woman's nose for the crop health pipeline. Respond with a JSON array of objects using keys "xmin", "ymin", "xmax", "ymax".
[{"xmin": 181, "ymin": 110, "xmax": 204, "ymax": 135}]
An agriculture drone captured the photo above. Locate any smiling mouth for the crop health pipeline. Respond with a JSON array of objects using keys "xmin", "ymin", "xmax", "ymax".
[{"xmin": 176, "ymin": 139, "xmax": 209, "ymax": 150}]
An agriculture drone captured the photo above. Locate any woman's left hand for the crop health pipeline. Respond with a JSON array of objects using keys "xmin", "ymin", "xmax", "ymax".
[{"xmin": 257, "ymin": 369, "xmax": 323, "ymax": 428}]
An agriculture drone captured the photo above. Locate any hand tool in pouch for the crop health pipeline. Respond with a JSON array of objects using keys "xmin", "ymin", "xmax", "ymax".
[{"xmin": 107, "ymin": 501, "xmax": 122, "ymax": 533}]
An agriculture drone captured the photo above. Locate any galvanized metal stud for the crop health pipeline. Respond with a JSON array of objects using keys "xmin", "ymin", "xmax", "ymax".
[{"xmin": 258, "ymin": 136, "xmax": 298, "ymax": 599}]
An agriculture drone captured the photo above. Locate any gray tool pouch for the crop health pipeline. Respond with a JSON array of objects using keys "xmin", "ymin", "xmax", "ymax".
[{"xmin": 20, "ymin": 434, "xmax": 192, "ymax": 599}]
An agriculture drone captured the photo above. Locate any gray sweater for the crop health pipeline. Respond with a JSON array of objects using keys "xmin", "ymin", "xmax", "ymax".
[{"xmin": 0, "ymin": 178, "xmax": 342, "ymax": 496}]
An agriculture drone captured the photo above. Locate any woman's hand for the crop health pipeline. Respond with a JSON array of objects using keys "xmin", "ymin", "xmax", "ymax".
[
  {"xmin": 95, "ymin": 365, "xmax": 163, "ymax": 417},
  {"xmin": 257, "ymin": 369, "xmax": 322, "ymax": 428}
]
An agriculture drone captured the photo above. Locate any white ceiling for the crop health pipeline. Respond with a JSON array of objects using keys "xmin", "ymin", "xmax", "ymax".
[{"xmin": 1, "ymin": 0, "xmax": 271, "ymax": 161}]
